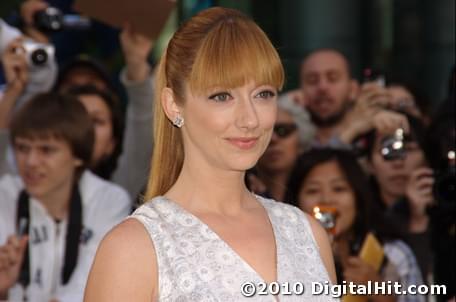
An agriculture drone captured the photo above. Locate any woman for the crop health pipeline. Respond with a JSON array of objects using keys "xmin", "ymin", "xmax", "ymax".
[
  {"xmin": 365, "ymin": 114, "xmax": 433, "ymax": 281},
  {"xmin": 66, "ymin": 85, "xmax": 124, "ymax": 180},
  {"xmin": 285, "ymin": 148, "xmax": 425, "ymax": 302},
  {"xmin": 84, "ymin": 7, "xmax": 337, "ymax": 301}
]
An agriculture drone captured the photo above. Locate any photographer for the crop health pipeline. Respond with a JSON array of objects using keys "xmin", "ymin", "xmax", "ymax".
[
  {"xmin": 0, "ymin": 33, "xmax": 58, "ymax": 177},
  {"xmin": 365, "ymin": 113, "xmax": 433, "ymax": 285},
  {"xmin": 299, "ymin": 49, "xmax": 410, "ymax": 150},
  {"xmin": 0, "ymin": 2, "xmax": 58, "ymax": 107}
]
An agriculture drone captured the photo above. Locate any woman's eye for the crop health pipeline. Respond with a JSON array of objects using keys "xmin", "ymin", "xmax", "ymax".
[
  {"xmin": 333, "ymin": 186, "xmax": 347, "ymax": 193},
  {"xmin": 256, "ymin": 90, "xmax": 276, "ymax": 99},
  {"xmin": 304, "ymin": 188, "xmax": 319, "ymax": 195},
  {"xmin": 209, "ymin": 92, "xmax": 232, "ymax": 102}
]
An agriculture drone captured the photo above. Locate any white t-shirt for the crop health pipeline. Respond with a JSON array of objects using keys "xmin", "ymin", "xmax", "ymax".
[{"xmin": 0, "ymin": 170, "xmax": 131, "ymax": 302}]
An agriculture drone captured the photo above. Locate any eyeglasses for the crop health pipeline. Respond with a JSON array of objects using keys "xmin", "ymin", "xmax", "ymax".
[{"xmin": 273, "ymin": 123, "xmax": 297, "ymax": 138}]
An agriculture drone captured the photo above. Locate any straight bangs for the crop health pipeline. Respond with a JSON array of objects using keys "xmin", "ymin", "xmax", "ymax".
[
  {"xmin": 11, "ymin": 110, "xmax": 69, "ymax": 144},
  {"xmin": 9, "ymin": 92, "xmax": 94, "ymax": 165},
  {"xmin": 12, "ymin": 127, "xmax": 65, "ymax": 142},
  {"xmin": 189, "ymin": 18, "xmax": 284, "ymax": 95}
]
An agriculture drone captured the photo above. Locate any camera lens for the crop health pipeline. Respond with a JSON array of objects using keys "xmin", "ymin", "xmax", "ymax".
[
  {"xmin": 33, "ymin": 7, "xmax": 63, "ymax": 32},
  {"xmin": 30, "ymin": 49, "xmax": 48, "ymax": 66}
]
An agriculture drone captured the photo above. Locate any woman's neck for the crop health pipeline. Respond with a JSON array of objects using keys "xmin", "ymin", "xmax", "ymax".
[
  {"xmin": 380, "ymin": 189, "xmax": 399, "ymax": 208},
  {"xmin": 165, "ymin": 160, "xmax": 255, "ymax": 216}
]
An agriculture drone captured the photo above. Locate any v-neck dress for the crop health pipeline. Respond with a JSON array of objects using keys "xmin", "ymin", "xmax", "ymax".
[{"xmin": 130, "ymin": 195, "xmax": 338, "ymax": 301}]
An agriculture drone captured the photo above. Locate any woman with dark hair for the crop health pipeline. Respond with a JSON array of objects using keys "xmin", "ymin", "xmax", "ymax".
[
  {"xmin": 66, "ymin": 85, "xmax": 124, "ymax": 180},
  {"xmin": 365, "ymin": 113, "xmax": 433, "ymax": 281},
  {"xmin": 285, "ymin": 148, "xmax": 424, "ymax": 302}
]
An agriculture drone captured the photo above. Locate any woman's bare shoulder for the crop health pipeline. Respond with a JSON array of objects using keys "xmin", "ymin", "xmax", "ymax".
[
  {"xmin": 106, "ymin": 217, "xmax": 151, "ymax": 243},
  {"xmin": 84, "ymin": 218, "xmax": 157, "ymax": 301}
]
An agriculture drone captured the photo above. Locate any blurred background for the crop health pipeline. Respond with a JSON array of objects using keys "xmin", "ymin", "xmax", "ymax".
[{"xmin": 1, "ymin": 0, "xmax": 454, "ymax": 109}]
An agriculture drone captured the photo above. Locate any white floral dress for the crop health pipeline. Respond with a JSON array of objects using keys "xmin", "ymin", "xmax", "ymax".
[{"xmin": 130, "ymin": 195, "xmax": 338, "ymax": 301}]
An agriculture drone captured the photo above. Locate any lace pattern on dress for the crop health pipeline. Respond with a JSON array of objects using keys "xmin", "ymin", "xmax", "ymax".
[{"xmin": 130, "ymin": 195, "xmax": 338, "ymax": 301}]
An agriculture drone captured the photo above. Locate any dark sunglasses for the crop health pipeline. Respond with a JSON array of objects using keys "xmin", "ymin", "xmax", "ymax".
[{"xmin": 273, "ymin": 123, "xmax": 297, "ymax": 138}]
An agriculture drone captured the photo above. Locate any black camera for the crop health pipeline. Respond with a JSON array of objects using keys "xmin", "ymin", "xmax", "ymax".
[
  {"xmin": 33, "ymin": 7, "xmax": 91, "ymax": 32},
  {"xmin": 21, "ymin": 40, "xmax": 55, "ymax": 67},
  {"xmin": 381, "ymin": 128, "xmax": 406, "ymax": 161}
]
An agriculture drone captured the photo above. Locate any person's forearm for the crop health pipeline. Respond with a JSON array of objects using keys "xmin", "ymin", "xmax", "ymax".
[
  {"xmin": 338, "ymin": 114, "xmax": 372, "ymax": 145},
  {"xmin": 0, "ymin": 88, "xmax": 21, "ymax": 129},
  {"xmin": 126, "ymin": 62, "xmax": 150, "ymax": 83}
]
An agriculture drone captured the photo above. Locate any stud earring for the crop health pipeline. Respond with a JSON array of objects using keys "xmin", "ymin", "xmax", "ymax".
[{"xmin": 173, "ymin": 115, "xmax": 184, "ymax": 128}]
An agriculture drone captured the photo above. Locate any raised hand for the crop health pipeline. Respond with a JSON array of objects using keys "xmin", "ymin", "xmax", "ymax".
[
  {"xmin": 339, "ymin": 83, "xmax": 391, "ymax": 144},
  {"xmin": 0, "ymin": 235, "xmax": 28, "ymax": 295},
  {"xmin": 120, "ymin": 24, "xmax": 153, "ymax": 82},
  {"xmin": 2, "ymin": 38, "xmax": 29, "ymax": 96},
  {"xmin": 20, "ymin": 0, "xmax": 50, "ymax": 43},
  {"xmin": 340, "ymin": 82, "xmax": 409, "ymax": 144},
  {"xmin": 371, "ymin": 110, "xmax": 410, "ymax": 136},
  {"xmin": 406, "ymin": 167, "xmax": 434, "ymax": 232}
]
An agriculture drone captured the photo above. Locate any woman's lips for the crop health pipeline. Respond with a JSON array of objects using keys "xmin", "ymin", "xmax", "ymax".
[
  {"xmin": 226, "ymin": 137, "xmax": 259, "ymax": 150},
  {"xmin": 389, "ymin": 175, "xmax": 408, "ymax": 185}
]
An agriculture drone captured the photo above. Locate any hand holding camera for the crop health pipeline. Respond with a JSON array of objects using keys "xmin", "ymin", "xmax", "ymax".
[
  {"xmin": 20, "ymin": 0, "xmax": 90, "ymax": 43},
  {"xmin": 1, "ymin": 38, "xmax": 29, "ymax": 96},
  {"xmin": 406, "ymin": 167, "xmax": 435, "ymax": 232},
  {"xmin": 20, "ymin": 0, "xmax": 50, "ymax": 43},
  {"xmin": 340, "ymin": 83, "xmax": 408, "ymax": 146}
]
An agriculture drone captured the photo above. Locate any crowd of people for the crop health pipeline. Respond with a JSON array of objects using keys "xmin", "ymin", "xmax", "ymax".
[{"xmin": 0, "ymin": 1, "xmax": 454, "ymax": 302}]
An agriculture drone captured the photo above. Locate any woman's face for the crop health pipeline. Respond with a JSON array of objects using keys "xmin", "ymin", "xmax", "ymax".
[
  {"xmin": 179, "ymin": 81, "xmax": 277, "ymax": 173},
  {"xmin": 370, "ymin": 133, "xmax": 425, "ymax": 201},
  {"xmin": 257, "ymin": 108, "xmax": 300, "ymax": 174},
  {"xmin": 78, "ymin": 94, "xmax": 116, "ymax": 165},
  {"xmin": 298, "ymin": 160, "xmax": 356, "ymax": 237}
]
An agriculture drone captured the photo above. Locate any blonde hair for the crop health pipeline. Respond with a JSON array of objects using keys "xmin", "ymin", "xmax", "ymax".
[{"xmin": 145, "ymin": 7, "xmax": 284, "ymax": 201}]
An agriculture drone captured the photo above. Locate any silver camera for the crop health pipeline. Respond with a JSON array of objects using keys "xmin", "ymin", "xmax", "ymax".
[
  {"xmin": 22, "ymin": 40, "xmax": 55, "ymax": 67},
  {"xmin": 381, "ymin": 128, "xmax": 406, "ymax": 161}
]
